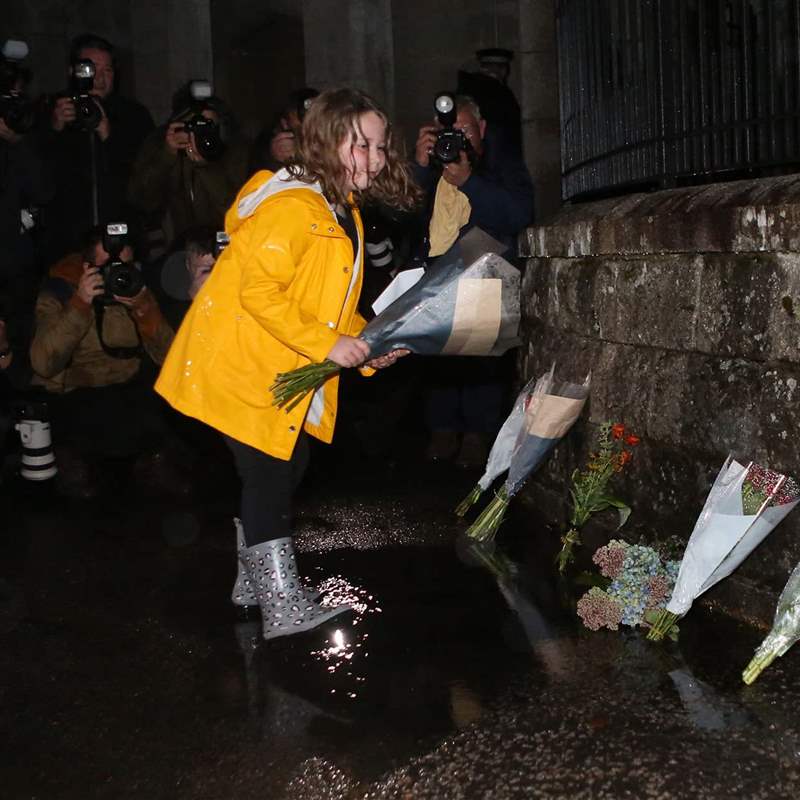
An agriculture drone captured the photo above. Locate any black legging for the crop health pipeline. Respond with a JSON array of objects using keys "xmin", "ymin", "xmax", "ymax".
[{"xmin": 224, "ymin": 432, "xmax": 310, "ymax": 547}]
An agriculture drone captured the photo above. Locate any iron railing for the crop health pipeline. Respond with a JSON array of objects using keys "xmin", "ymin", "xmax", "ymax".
[{"xmin": 557, "ymin": 0, "xmax": 800, "ymax": 201}]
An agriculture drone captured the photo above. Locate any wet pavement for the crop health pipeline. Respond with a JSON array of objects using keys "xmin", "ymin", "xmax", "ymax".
[{"xmin": 3, "ymin": 433, "xmax": 800, "ymax": 799}]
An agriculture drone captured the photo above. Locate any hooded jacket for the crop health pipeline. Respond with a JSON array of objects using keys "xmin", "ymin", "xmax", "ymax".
[{"xmin": 154, "ymin": 169, "xmax": 369, "ymax": 460}]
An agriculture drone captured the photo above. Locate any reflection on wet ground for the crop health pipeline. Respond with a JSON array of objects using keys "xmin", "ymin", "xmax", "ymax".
[{"xmin": 2, "ymin": 439, "xmax": 800, "ymax": 799}]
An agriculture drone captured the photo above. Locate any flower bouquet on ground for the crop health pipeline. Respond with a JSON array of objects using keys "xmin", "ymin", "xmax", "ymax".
[
  {"xmin": 465, "ymin": 366, "xmax": 590, "ymax": 543},
  {"xmin": 576, "ymin": 540, "xmax": 680, "ymax": 636},
  {"xmin": 557, "ymin": 422, "xmax": 638, "ymax": 574},
  {"xmin": 742, "ymin": 561, "xmax": 800, "ymax": 684},
  {"xmin": 455, "ymin": 373, "xmax": 538, "ymax": 517},
  {"xmin": 271, "ymin": 227, "xmax": 521, "ymax": 411},
  {"xmin": 648, "ymin": 458, "xmax": 800, "ymax": 642}
]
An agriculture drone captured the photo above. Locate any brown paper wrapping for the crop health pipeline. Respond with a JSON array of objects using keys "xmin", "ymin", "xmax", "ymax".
[
  {"xmin": 524, "ymin": 394, "xmax": 586, "ymax": 438},
  {"xmin": 442, "ymin": 278, "xmax": 502, "ymax": 355}
]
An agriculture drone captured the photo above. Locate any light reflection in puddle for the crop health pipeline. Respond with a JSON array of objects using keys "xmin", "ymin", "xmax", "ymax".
[{"xmin": 310, "ymin": 576, "xmax": 382, "ymax": 699}]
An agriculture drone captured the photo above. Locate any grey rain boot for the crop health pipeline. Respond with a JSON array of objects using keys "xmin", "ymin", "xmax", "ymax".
[
  {"xmin": 241, "ymin": 537, "xmax": 351, "ymax": 640},
  {"xmin": 232, "ymin": 519, "xmax": 320, "ymax": 610}
]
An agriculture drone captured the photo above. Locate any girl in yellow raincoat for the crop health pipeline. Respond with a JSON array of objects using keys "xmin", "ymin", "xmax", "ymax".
[{"xmin": 155, "ymin": 88, "xmax": 419, "ymax": 640}]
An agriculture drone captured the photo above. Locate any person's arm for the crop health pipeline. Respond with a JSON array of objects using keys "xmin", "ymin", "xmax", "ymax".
[
  {"xmin": 114, "ymin": 288, "xmax": 175, "ymax": 365},
  {"xmin": 127, "ymin": 127, "xmax": 179, "ymax": 214},
  {"xmin": 29, "ymin": 288, "xmax": 95, "ymax": 379},
  {"xmin": 458, "ymin": 154, "xmax": 535, "ymax": 236},
  {"xmin": 9, "ymin": 133, "xmax": 56, "ymax": 207}
]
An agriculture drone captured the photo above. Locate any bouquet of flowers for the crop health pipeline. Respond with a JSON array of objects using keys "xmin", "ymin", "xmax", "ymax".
[
  {"xmin": 464, "ymin": 367, "xmax": 590, "ymax": 543},
  {"xmin": 455, "ymin": 373, "xmax": 539, "ymax": 517},
  {"xmin": 648, "ymin": 458, "xmax": 800, "ymax": 642},
  {"xmin": 557, "ymin": 422, "xmax": 638, "ymax": 573},
  {"xmin": 576, "ymin": 540, "xmax": 680, "ymax": 636},
  {"xmin": 271, "ymin": 227, "xmax": 521, "ymax": 411},
  {"xmin": 742, "ymin": 560, "xmax": 800, "ymax": 684}
]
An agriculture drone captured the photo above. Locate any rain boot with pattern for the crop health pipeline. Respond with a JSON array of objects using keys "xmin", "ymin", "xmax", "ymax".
[{"xmin": 240, "ymin": 536, "xmax": 350, "ymax": 640}]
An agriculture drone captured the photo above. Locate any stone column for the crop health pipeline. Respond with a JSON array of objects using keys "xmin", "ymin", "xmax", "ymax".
[
  {"xmin": 302, "ymin": 0, "xmax": 395, "ymax": 114},
  {"xmin": 518, "ymin": 0, "xmax": 561, "ymax": 221},
  {"xmin": 129, "ymin": 0, "xmax": 214, "ymax": 124}
]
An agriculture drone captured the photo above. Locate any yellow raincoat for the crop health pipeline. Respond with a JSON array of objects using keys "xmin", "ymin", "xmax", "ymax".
[{"xmin": 155, "ymin": 169, "xmax": 370, "ymax": 460}]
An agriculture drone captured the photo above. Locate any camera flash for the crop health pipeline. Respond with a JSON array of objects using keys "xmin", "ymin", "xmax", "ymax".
[
  {"xmin": 434, "ymin": 94, "xmax": 455, "ymax": 115},
  {"xmin": 189, "ymin": 80, "xmax": 213, "ymax": 101},
  {"xmin": 2, "ymin": 40, "xmax": 29, "ymax": 61}
]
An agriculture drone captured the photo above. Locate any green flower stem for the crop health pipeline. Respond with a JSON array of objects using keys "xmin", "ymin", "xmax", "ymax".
[
  {"xmin": 742, "ymin": 650, "xmax": 779, "ymax": 685},
  {"xmin": 270, "ymin": 360, "xmax": 340, "ymax": 410},
  {"xmin": 556, "ymin": 528, "xmax": 581, "ymax": 574},
  {"xmin": 455, "ymin": 484, "xmax": 483, "ymax": 517},
  {"xmin": 466, "ymin": 487, "xmax": 510, "ymax": 543},
  {"xmin": 646, "ymin": 609, "xmax": 679, "ymax": 642}
]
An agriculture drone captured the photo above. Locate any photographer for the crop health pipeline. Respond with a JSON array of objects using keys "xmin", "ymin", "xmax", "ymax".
[
  {"xmin": 29, "ymin": 226, "xmax": 176, "ymax": 497},
  {"xmin": 412, "ymin": 94, "xmax": 534, "ymax": 467},
  {"xmin": 0, "ymin": 42, "xmax": 54, "ymax": 369},
  {"xmin": 149, "ymin": 225, "xmax": 223, "ymax": 330},
  {"xmin": 249, "ymin": 87, "xmax": 319, "ymax": 174},
  {"xmin": 37, "ymin": 34, "xmax": 154, "ymax": 265},
  {"xmin": 128, "ymin": 83, "xmax": 248, "ymax": 258}
]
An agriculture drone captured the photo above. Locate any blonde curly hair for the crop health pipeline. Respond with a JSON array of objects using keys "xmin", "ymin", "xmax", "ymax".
[{"xmin": 287, "ymin": 87, "xmax": 421, "ymax": 211}]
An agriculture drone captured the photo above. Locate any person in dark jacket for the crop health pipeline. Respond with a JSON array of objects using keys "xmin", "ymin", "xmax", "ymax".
[
  {"xmin": 36, "ymin": 33, "xmax": 154, "ymax": 265},
  {"xmin": 0, "ymin": 53, "xmax": 55, "ymax": 375},
  {"xmin": 457, "ymin": 47, "xmax": 523, "ymax": 158},
  {"xmin": 128, "ymin": 84, "xmax": 249, "ymax": 260},
  {"xmin": 412, "ymin": 94, "xmax": 534, "ymax": 467}
]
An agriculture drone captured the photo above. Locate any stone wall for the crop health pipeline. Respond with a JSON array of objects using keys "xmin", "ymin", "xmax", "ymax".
[{"xmin": 520, "ymin": 175, "xmax": 800, "ymax": 622}]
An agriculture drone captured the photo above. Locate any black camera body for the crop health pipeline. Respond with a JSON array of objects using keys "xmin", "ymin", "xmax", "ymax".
[
  {"xmin": 0, "ymin": 90, "xmax": 34, "ymax": 135},
  {"xmin": 99, "ymin": 223, "xmax": 143, "ymax": 303},
  {"xmin": 179, "ymin": 113, "xmax": 224, "ymax": 161},
  {"xmin": 69, "ymin": 59, "xmax": 103, "ymax": 132},
  {"xmin": 0, "ymin": 41, "xmax": 34, "ymax": 134},
  {"xmin": 432, "ymin": 92, "xmax": 472, "ymax": 165}
]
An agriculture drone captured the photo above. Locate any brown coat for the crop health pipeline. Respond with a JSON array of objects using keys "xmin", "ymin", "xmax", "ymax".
[{"xmin": 30, "ymin": 253, "xmax": 174, "ymax": 393}]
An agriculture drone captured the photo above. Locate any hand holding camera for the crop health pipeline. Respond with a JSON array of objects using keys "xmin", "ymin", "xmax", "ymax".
[
  {"xmin": 53, "ymin": 59, "xmax": 106, "ymax": 134},
  {"xmin": 269, "ymin": 128, "xmax": 296, "ymax": 164},
  {"xmin": 77, "ymin": 262, "xmax": 105, "ymax": 304},
  {"xmin": 414, "ymin": 125, "xmax": 438, "ymax": 168}
]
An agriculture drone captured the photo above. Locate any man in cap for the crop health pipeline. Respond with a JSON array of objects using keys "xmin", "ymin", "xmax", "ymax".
[{"xmin": 458, "ymin": 47, "xmax": 522, "ymax": 157}]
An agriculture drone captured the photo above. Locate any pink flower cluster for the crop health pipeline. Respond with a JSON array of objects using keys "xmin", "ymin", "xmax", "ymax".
[
  {"xmin": 746, "ymin": 464, "xmax": 800, "ymax": 506},
  {"xmin": 576, "ymin": 587, "xmax": 623, "ymax": 631},
  {"xmin": 592, "ymin": 540, "xmax": 627, "ymax": 578},
  {"xmin": 646, "ymin": 575, "xmax": 670, "ymax": 610}
]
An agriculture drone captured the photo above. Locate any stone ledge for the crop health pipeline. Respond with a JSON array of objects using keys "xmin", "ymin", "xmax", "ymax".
[{"xmin": 523, "ymin": 174, "xmax": 800, "ymax": 258}]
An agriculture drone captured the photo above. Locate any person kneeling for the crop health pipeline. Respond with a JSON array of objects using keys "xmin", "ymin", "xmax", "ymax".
[{"xmin": 29, "ymin": 225, "xmax": 178, "ymax": 497}]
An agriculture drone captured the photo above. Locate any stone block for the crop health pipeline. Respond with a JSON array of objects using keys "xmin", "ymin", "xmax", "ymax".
[{"xmin": 520, "ymin": 177, "xmax": 800, "ymax": 621}]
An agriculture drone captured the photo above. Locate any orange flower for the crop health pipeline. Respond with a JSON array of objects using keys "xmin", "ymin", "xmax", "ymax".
[
  {"xmin": 625, "ymin": 434, "xmax": 640, "ymax": 446},
  {"xmin": 621, "ymin": 450, "xmax": 632, "ymax": 465},
  {"xmin": 612, "ymin": 423, "xmax": 625, "ymax": 440}
]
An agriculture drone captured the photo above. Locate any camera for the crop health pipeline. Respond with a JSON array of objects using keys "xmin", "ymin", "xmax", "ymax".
[
  {"xmin": 214, "ymin": 231, "xmax": 230, "ymax": 259},
  {"xmin": 69, "ymin": 59, "xmax": 103, "ymax": 131},
  {"xmin": 99, "ymin": 223, "xmax": 143, "ymax": 302},
  {"xmin": 432, "ymin": 92, "xmax": 470, "ymax": 165},
  {"xmin": 0, "ymin": 40, "xmax": 35, "ymax": 134},
  {"xmin": 173, "ymin": 80, "xmax": 225, "ymax": 162},
  {"xmin": 363, "ymin": 210, "xmax": 394, "ymax": 269}
]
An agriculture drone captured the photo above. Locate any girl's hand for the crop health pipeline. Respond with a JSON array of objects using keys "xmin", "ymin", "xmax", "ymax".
[
  {"xmin": 327, "ymin": 335, "xmax": 370, "ymax": 368},
  {"xmin": 365, "ymin": 349, "xmax": 410, "ymax": 369}
]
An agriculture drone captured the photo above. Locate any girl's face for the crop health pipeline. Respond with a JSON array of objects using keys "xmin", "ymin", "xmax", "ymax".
[{"xmin": 338, "ymin": 111, "xmax": 387, "ymax": 194}]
